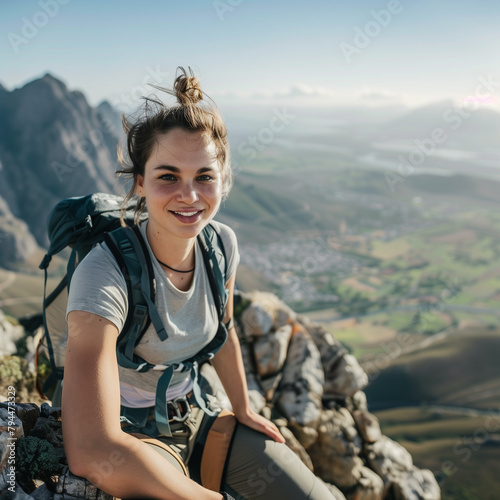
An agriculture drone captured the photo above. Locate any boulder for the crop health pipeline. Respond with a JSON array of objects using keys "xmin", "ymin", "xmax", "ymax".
[
  {"xmin": 0, "ymin": 311, "xmax": 25, "ymax": 358},
  {"xmin": 307, "ymin": 408, "xmax": 363, "ymax": 487},
  {"xmin": 324, "ymin": 354, "xmax": 368, "ymax": 398},
  {"xmin": 239, "ymin": 291, "xmax": 295, "ymax": 337},
  {"xmin": 0, "ymin": 402, "xmax": 40, "ymax": 437},
  {"xmin": 253, "ymin": 323, "xmax": 292, "ymax": 377},
  {"xmin": 365, "ymin": 435, "xmax": 413, "ymax": 481},
  {"xmin": 275, "ymin": 324, "xmax": 324, "ymax": 427},
  {"xmin": 351, "ymin": 466, "xmax": 385, "ymax": 500},
  {"xmin": 56, "ymin": 467, "xmax": 113, "ymax": 500},
  {"xmin": 352, "ymin": 410, "xmax": 382, "ymax": 444},
  {"xmin": 391, "ymin": 468, "xmax": 441, "ymax": 500}
]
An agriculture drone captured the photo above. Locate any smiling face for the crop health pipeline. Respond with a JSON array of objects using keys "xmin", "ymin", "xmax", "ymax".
[{"xmin": 135, "ymin": 128, "xmax": 223, "ymax": 243}]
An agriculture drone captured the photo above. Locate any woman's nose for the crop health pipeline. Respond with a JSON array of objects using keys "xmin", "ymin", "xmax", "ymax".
[{"xmin": 177, "ymin": 182, "xmax": 199, "ymax": 203}]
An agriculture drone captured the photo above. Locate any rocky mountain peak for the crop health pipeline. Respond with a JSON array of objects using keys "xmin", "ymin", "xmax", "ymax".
[{"xmin": 0, "ymin": 75, "xmax": 122, "ymax": 252}]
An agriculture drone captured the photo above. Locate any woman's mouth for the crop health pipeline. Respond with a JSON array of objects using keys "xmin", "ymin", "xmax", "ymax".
[{"xmin": 170, "ymin": 210, "xmax": 203, "ymax": 224}]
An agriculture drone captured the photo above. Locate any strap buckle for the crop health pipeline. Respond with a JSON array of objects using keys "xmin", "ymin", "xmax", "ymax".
[{"xmin": 167, "ymin": 396, "xmax": 191, "ymax": 422}]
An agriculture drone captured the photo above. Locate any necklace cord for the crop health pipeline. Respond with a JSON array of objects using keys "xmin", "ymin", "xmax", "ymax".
[{"xmin": 156, "ymin": 257, "xmax": 195, "ymax": 273}]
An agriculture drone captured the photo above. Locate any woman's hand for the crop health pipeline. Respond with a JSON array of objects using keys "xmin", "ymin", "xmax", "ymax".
[{"xmin": 234, "ymin": 408, "xmax": 286, "ymax": 443}]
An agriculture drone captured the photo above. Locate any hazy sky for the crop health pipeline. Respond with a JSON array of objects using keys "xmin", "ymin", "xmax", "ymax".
[{"xmin": 1, "ymin": 0, "xmax": 499, "ymax": 110}]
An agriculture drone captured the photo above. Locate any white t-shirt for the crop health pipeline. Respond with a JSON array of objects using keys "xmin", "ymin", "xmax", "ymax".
[{"xmin": 66, "ymin": 220, "xmax": 239, "ymax": 407}]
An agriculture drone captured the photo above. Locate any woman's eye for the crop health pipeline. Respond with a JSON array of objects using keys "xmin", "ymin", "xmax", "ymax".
[
  {"xmin": 197, "ymin": 175, "xmax": 213, "ymax": 182},
  {"xmin": 160, "ymin": 174, "xmax": 177, "ymax": 181}
]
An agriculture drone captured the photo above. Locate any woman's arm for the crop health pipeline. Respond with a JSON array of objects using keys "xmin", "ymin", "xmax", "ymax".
[
  {"xmin": 62, "ymin": 311, "xmax": 223, "ymax": 500},
  {"xmin": 210, "ymin": 275, "xmax": 285, "ymax": 443}
]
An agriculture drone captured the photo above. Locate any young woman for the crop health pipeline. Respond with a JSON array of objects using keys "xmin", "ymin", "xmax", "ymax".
[{"xmin": 61, "ymin": 68, "xmax": 334, "ymax": 500}]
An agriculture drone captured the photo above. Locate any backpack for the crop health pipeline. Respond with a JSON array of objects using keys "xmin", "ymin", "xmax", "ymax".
[{"xmin": 38, "ymin": 192, "xmax": 229, "ymax": 436}]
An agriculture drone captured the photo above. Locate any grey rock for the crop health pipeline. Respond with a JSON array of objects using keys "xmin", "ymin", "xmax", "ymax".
[
  {"xmin": 238, "ymin": 343, "xmax": 266, "ymax": 413},
  {"xmin": 0, "ymin": 484, "xmax": 34, "ymax": 499},
  {"xmin": 239, "ymin": 292, "xmax": 295, "ymax": 337},
  {"xmin": 351, "ymin": 390, "xmax": 368, "ymax": 411},
  {"xmin": 365, "ymin": 435, "xmax": 414, "ymax": 481},
  {"xmin": 0, "ymin": 310, "xmax": 25, "ymax": 357},
  {"xmin": 253, "ymin": 323, "xmax": 292, "ymax": 377},
  {"xmin": 307, "ymin": 408, "xmax": 364, "ymax": 487},
  {"xmin": 276, "ymin": 324, "xmax": 324, "ymax": 427},
  {"xmin": 56, "ymin": 468, "xmax": 112, "ymax": 500},
  {"xmin": 352, "ymin": 466, "xmax": 385, "ymax": 500},
  {"xmin": 0, "ymin": 403, "xmax": 40, "ymax": 437},
  {"xmin": 40, "ymin": 404, "xmax": 61, "ymax": 421},
  {"xmin": 0, "ymin": 197, "xmax": 40, "ymax": 264},
  {"xmin": 0, "ymin": 470, "xmax": 7, "ymax": 493},
  {"xmin": 352, "ymin": 410, "xmax": 382, "ymax": 444},
  {"xmin": 325, "ymin": 354, "xmax": 369, "ymax": 398},
  {"xmin": 298, "ymin": 316, "xmax": 346, "ymax": 367},
  {"xmin": 1, "ymin": 410, "xmax": 24, "ymax": 470},
  {"xmin": 288, "ymin": 423, "xmax": 318, "ymax": 450},
  {"xmin": 299, "ymin": 318, "xmax": 369, "ymax": 398},
  {"xmin": 391, "ymin": 468, "xmax": 441, "ymax": 500},
  {"xmin": 259, "ymin": 372, "xmax": 282, "ymax": 402},
  {"xmin": 240, "ymin": 303, "xmax": 273, "ymax": 336},
  {"xmin": 30, "ymin": 484, "xmax": 51, "ymax": 500}
]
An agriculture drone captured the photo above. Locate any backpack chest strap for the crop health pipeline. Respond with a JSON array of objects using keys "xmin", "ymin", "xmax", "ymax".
[{"xmin": 119, "ymin": 320, "xmax": 229, "ymax": 436}]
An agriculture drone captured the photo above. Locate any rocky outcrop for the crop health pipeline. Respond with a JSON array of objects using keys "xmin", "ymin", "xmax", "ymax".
[
  {"xmin": 232, "ymin": 291, "xmax": 440, "ymax": 500},
  {"xmin": 0, "ymin": 293, "xmax": 440, "ymax": 499}
]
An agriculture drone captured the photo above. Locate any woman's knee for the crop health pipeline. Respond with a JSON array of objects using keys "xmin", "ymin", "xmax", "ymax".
[{"xmin": 224, "ymin": 424, "xmax": 334, "ymax": 500}]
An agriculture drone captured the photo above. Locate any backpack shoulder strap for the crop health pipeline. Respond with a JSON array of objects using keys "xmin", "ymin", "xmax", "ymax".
[
  {"xmin": 198, "ymin": 223, "xmax": 228, "ymax": 321},
  {"xmin": 104, "ymin": 226, "xmax": 151, "ymax": 346},
  {"xmin": 104, "ymin": 226, "xmax": 167, "ymax": 366}
]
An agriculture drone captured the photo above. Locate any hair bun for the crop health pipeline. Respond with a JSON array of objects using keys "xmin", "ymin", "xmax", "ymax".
[{"xmin": 174, "ymin": 67, "xmax": 203, "ymax": 105}]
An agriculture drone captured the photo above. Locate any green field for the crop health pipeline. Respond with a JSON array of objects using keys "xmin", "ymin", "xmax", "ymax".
[
  {"xmin": 364, "ymin": 329, "xmax": 500, "ymax": 410},
  {"xmin": 376, "ymin": 407, "xmax": 500, "ymax": 500}
]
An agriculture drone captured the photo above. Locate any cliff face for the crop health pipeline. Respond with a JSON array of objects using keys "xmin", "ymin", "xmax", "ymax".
[
  {"xmin": 0, "ymin": 195, "xmax": 40, "ymax": 264},
  {"xmin": 0, "ymin": 74, "xmax": 120, "ymax": 251}
]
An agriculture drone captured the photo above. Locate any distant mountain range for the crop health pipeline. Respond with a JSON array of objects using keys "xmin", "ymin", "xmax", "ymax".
[
  {"xmin": 1, "ymin": 73, "xmax": 500, "ymax": 266},
  {"xmin": 368, "ymin": 99, "xmax": 500, "ymax": 153}
]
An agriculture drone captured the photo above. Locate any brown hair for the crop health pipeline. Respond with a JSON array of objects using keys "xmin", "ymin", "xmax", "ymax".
[{"xmin": 117, "ymin": 66, "xmax": 232, "ymax": 224}]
